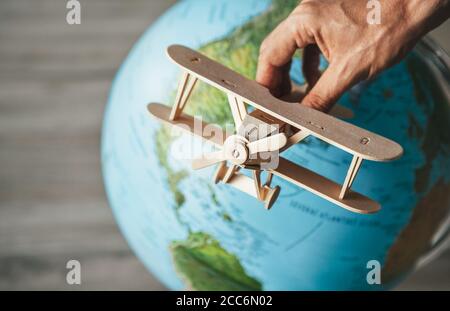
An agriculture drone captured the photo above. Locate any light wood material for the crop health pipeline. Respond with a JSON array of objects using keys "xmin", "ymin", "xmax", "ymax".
[
  {"xmin": 272, "ymin": 157, "xmax": 380, "ymax": 214},
  {"xmin": 225, "ymin": 169, "xmax": 278, "ymax": 210},
  {"xmin": 227, "ymin": 93, "xmax": 247, "ymax": 128},
  {"xmin": 213, "ymin": 162, "xmax": 227, "ymax": 184},
  {"xmin": 348, "ymin": 158, "xmax": 363, "ymax": 189},
  {"xmin": 263, "ymin": 185, "xmax": 280, "ymax": 210},
  {"xmin": 223, "ymin": 165, "xmax": 238, "ymax": 183},
  {"xmin": 170, "ymin": 72, "xmax": 198, "ymax": 120},
  {"xmin": 247, "ymin": 133, "xmax": 287, "ymax": 154},
  {"xmin": 227, "ymin": 172, "xmax": 259, "ymax": 199},
  {"xmin": 252, "ymin": 170, "xmax": 263, "ymax": 200},
  {"xmin": 283, "ymin": 83, "xmax": 354, "ymax": 119},
  {"xmin": 329, "ymin": 104, "xmax": 355, "ymax": 120},
  {"xmin": 189, "ymin": 131, "xmax": 287, "ymax": 169},
  {"xmin": 339, "ymin": 155, "xmax": 363, "ymax": 199},
  {"xmin": 282, "ymin": 129, "xmax": 310, "ymax": 152},
  {"xmin": 148, "ymin": 103, "xmax": 228, "ymax": 147},
  {"xmin": 147, "ymin": 45, "xmax": 405, "ymax": 212},
  {"xmin": 148, "ymin": 102, "xmax": 379, "ymax": 213},
  {"xmin": 166, "ymin": 45, "xmax": 403, "ymax": 162},
  {"xmin": 247, "ymin": 109, "xmax": 286, "ymax": 134},
  {"xmin": 265, "ymin": 172, "xmax": 274, "ymax": 187}
]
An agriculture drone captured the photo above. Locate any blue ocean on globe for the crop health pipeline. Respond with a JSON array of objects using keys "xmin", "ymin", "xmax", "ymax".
[{"xmin": 101, "ymin": 0, "xmax": 450, "ymax": 290}]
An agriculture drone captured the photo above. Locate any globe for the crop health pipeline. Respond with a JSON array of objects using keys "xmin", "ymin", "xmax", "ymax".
[{"xmin": 101, "ymin": 0, "xmax": 450, "ymax": 290}]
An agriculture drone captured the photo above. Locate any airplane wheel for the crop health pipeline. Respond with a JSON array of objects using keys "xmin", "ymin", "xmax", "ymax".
[
  {"xmin": 212, "ymin": 162, "xmax": 227, "ymax": 184},
  {"xmin": 264, "ymin": 185, "xmax": 280, "ymax": 210}
]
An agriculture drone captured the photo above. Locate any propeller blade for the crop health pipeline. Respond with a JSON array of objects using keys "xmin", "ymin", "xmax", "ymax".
[
  {"xmin": 191, "ymin": 150, "xmax": 226, "ymax": 170},
  {"xmin": 247, "ymin": 133, "xmax": 287, "ymax": 154}
]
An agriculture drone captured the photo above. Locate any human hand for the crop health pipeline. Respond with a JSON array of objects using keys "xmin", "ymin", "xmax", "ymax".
[{"xmin": 256, "ymin": 0, "xmax": 450, "ymax": 112}]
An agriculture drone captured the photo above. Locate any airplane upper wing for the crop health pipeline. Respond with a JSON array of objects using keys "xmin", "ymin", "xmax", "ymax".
[{"xmin": 167, "ymin": 45, "xmax": 403, "ymax": 162}]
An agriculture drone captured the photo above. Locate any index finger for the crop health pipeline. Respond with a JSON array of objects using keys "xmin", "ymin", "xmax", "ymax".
[{"xmin": 256, "ymin": 15, "xmax": 314, "ymax": 92}]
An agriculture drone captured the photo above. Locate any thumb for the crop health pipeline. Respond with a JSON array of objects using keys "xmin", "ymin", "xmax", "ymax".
[{"xmin": 301, "ymin": 62, "xmax": 359, "ymax": 112}]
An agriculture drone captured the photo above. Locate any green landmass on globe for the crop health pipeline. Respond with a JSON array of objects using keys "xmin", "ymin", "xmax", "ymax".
[
  {"xmin": 171, "ymin": 232, "xmax": 262, "ymax": 290},
  {"xmin": 156, "ymin": 0, "xmax": 300, "ymax": 290}
]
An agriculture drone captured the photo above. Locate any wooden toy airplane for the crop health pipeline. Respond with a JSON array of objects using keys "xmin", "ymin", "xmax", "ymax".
[{"xmin": 147, "ymin": 45, "xmax": 403, "ymax": 213}]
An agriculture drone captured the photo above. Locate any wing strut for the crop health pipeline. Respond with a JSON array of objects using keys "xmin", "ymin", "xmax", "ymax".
[
  {"xmin": 227, "ymin": 94, "xmax": 247, "ymax": 129},
  {"xmin": 339, "ymin": 155, "xmax": 363, "ymax": 199},
  {"xmin": 169, "ymin": 71, "xmax": 198, "ymax": 120}
]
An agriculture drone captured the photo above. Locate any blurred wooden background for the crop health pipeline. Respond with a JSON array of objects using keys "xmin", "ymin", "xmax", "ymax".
[{"xmin": 0, "ymin": 0, "xmax": 448, "ymax": 290}]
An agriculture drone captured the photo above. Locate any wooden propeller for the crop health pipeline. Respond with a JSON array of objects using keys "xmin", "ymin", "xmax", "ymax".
[{"xmin": 192, "ymin": 133, "xmax": 287, "ymax": 170}]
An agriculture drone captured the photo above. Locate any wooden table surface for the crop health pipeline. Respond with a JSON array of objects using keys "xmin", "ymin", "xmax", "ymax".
[{"xmin": 0, "ymin": 0, "xmax": 448, "ymax": 290}]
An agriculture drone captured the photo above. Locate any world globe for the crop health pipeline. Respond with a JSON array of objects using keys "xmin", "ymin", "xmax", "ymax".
[{"xmin": 101, "ymin": 0, "xmax": 450, "ymax": 290}]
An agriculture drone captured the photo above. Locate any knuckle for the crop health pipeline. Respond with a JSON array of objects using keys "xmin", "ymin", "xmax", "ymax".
[
  {"xmin": 294, "ymin": 1, "xmax": 319, "ymax": 18},
  {"xmin": 286, "ymin": 15, "xmax": 302, "ymax": 37},
  {"xmin": 286, "ymin": 7, "xmax": 317, "ymax": 44},
  {"xmin": 283, "ymin": 15, "xmax": 306, "ymax": 47}
]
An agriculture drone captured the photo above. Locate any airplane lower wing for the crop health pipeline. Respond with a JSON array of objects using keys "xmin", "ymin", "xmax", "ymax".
[
  {"xmin": 271, "ymin": 157, "xmax": 380, "ymax": 214},
  {"xmin": 148, "ymin": 103, "xmax": 228, "ymax": 147}
]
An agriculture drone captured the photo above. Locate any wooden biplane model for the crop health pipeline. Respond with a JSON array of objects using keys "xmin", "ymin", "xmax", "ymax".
[{"xmin": 147, "ymin": 45, "xmax": 403, "ymax": 213}]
